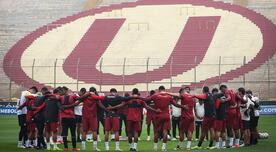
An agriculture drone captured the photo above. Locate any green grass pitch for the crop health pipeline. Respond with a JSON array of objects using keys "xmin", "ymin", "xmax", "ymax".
[{"xmin": 0, "ymin": 115, "xmax": 274, "ymax": 152}]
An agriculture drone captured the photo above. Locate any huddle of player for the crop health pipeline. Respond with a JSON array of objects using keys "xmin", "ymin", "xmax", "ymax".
[{"xmin": 16, "ymin": 84, "xmax": 260, "ymax": 151}]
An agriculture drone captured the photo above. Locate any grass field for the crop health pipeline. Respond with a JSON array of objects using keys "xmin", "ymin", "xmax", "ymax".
[{"xmin": 0, "ymin": 115, "xmax": 275, "ymax": 152}]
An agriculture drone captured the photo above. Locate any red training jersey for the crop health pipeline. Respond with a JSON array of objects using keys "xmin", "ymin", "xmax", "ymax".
[
  {"xmin": 179, "ymin": 94, "xmax": 195, "ymax": 119},
  {"xmin": 146, "ymin": 93, "xmax": 173, "ymax": 119}
]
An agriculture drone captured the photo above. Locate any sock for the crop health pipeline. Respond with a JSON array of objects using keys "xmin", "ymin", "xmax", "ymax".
[
  {"xmin": 162, "ymin": 143, "xmax": 166, "ymax": 150},
  {"xmin": 134, "ymin": 142, "xmax": 137, "ymax": 149},
  {"xmin": 105, "ymin": 142, "xmax": 109, "ymax": 149},
  {"xmin": 129, "ymin": 143, "xmax": 133, "ymax": 149},
  {"xmin": 53, "ymin": 142, "xmax": 57, "ymax": 148},
  {"xmin": 18, "ymin": 141, "xmax": 22, "ymax": 146},
  {"xmin": 215, "ymin": 142, "xmax": 220, "ymax": 148},
  {"xmin": 209, "ymin": 141, "xmax": 213, "ymax": 147},
  {"xmin": 46, "ymin": 142, "xmax": 50, "ymax": 149},
  {"xmin": 32, "ymin": 140, "xmax": 37, "ymax": 146},
  {"xmin": 154, "ymin": 142, "xmax": 158, "ymax": 149},
  {"xmin": 178, "ymin": 141, "xmax": 183, "ymax": 148},
  {"xmin": 97, "ymin": 135, "xmax": 101, "ymax": 140},
  {"xmin": 50, "ymin": 136, "xmax": 53, "ymax": 143},
  {"xmin": 235, "ymin": 138, "xmax": 240, "ymax": 145},
  {"xmin": 26, "ymin": 140, "xmax": 30, "ymax": 147},
  {"xmin": 198, "ymin": 140, "xmax": 203, "ymax": 147},
  {"xmin": 93, "ymin": 141, "xmax": 97, "ymax": 149},
  {"xmin": 72, "ymin": 137, "xmax": 76, "ymax": 148},
  {"xmin": 82, "ymin": 141, "xmax": 86, "ymax": 149},
  {"xmin": 57, "ymin": 136, "xmax": 62, "ymax": 141},
  {"xmin": 63, "ymin": 137, "xmax": 68, "ymax": 148},
  {"xmin": 222, "ymin": 141, "xmax": 226, "ymax": 147},
  {"xmin": 229, "ymin": 138, "xmax": 234, "ymax": 146},
  {"xmin": 186, "ymin": 141, "xmax": 191, "ymax": 149},
  {"xmin": 115, "ymin": 141, "xmax": 120, "ymax": 150}
]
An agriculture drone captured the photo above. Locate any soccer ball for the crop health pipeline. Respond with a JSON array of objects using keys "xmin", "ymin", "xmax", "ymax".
[{"xmin": 259, "ymin": 132, "xmax": 269, "ymax": 139}]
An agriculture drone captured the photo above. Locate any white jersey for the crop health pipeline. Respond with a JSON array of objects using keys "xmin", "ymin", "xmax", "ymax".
[
  {"xmin": 241, "ymin": 95, "xmax": 254, "ymax": 121},
  {"xmin": 17, "ymin": 90, "xmax": 29, "ymax": 115},
  {"xmin": 195, "ymin": 101, "xmax": 205, "ymax": 121},
  {"xmin": 171, "ymin": 100, "xmax": 181, "ymax": 117},
  {"xmin": 74, "ymin": 104, "xmax": 83, "ymax": 116}
]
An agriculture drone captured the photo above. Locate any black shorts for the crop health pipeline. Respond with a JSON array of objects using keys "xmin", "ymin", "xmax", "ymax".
[
  {"xmin": 75, "ymin": 115, "xmax": 82, "ymax": 123},
  {"xmin": 242, "ymin": 120, "xmax": 250, "ymax": 130},
  {"xmin": 61, "ymin": 118, "xmax": 76, "ymax": 137},
  {"xmin": 250, "ymin": 116, "xmax": 259, "ymax": 129},
  {"xmin": 18, "ymin": 114, "xmax": 27, "ymax": 127}
]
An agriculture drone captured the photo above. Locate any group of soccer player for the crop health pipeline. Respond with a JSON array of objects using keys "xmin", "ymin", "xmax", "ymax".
[{"xmin": 16, "ymin": 84, "xmax": 260, "ymax": 151}]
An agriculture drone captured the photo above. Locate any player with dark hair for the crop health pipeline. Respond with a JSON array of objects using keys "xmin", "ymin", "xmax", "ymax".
[
  {"xmin": 107, "ymin": 88, "xmax": 160, "ymax": 151},
  {"xmin": 78, "ymin": 87, "xmax": 107, "ymax": 151},
  {"xmin": 145, "ymin": 86, "xmax": 187, "ymax": 151},
  {"xmin": 100, "ymin": 88, "xmax": 136, "ymax": 151},
  {"xmin": 168, "ymin": 86, "xmax": 195, "ymax": 150},
  {"xmin": 192, "ymin": 86, "xmax": 217, "ymax": 150},
  {"xmin": 220, "ymin": 85, "xmax": 240, "ymax": 148},
  {"xmin": 146, "ymin": 90, "xmax": 156, "ymax": 141},
  {"xmin": 44, "ymin": 88, "xmax": 62, "ymax": 150},
  {"xmin": 212, "ymin": 88, "xmax": 227, "ymax": 149}
]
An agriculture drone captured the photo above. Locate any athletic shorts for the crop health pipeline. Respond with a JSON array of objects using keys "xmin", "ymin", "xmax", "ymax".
[
  {"xmin": 127, "ymin": 120, "xmax": 141, "ymax": 132},
  {"xmin": 18, "ymin": 114, "xmax": 27, "ymax": 127},
  {"xmin": 233, "ymin": 115, "xmax": 242, "ymax": 130},
  {"xmin": 61, "ymin": 118, "xmax": 76, "ymax": 137},
  {"xmin": 242, "ymin": 120, "xmax": 250, "ymax": 130},
  {"xmin": 27, "ymin": 122, "xmax": 36, "ymax": 132},
  {"xmin": 202, "ymin": 117, "xmax": 216, "ymax": 129},
  {"xmin": 105, "ymin": 116, "xmax": 120, "ymax": 131},
  {"xmin": 225, "ymin": 112, "xmax": 236, "ymax": 128},
  {"xmin": 75, "ymin": 115, "xmax": 82, "ymax": 123},
  {"xmin": 45, "ymin": 122, "xmax": 58, "ymax": 133},
  {"xmin": 82, "ymin": 116, "xmax": 98, "ymax": 132},
  {"xmin": 179, "ymin": 117, "xmax": 194, "ymax": 132},
  {"xmin": 154, "ymin": 117, "xmax": 171, "ymax": 132},
  {"xmin": 215, "ymin": 120, "xmax": 226, "ymax": 132},
  {"xmin": 146, "ymin": 115, "xmax": 154, "ymax": 125}
]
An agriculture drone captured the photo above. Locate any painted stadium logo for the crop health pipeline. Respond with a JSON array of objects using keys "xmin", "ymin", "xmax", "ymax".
[{"xmin": 3, "ymin": 0, "xmax": 276, "ymax": 92}]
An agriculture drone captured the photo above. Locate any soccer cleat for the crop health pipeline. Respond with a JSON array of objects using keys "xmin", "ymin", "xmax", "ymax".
[
  {"xmin": 64, "ymin": 148, "xmax": 70, "ymax": 151},
  {"xmin": 57, "ymin": 140, "xmax": 63, "ymax": 144},
  {"xmin": 171, "ymin": 138, "xmax": 177, "ymax": 141},
  {"xmin": 73, "ymin": 147, "xmax": 81, "ymax": 151},
  {"xmin": 47, "ymin": 147, "xmax": 52, "ymax": 150},
  {"xmin": 161, "ymin": 149, "xmax": 167, "ymax": 151},
  {"xmin": 18, "ymin": 145, "xmax": 26, "ymax": 149},
  {"xmin": 174, "ymin": 145, "xmax": 182, "ymax": 150},
  {"xmin": 192, "ymin": 146, "xmax": 202, "ymax": 149},
  {"xmin": 116, "ymin": 148, "xmax": 123, "ymax": 151},
  {"xmin": 226, "ymin": 145, "xmax": 232, "ymax": 148},
  {"xmin": 186, "ymin": 148, "xmax": 191, "ymax": 151},
  {"xmin": 53, "ymin": 147, "xmax": 62, "ymax": 150},
  {"xmin": 206, "ymin": 146, "xmax": 215, "ymax": 150},
  {"xmin": 94, "ymin": 148, "xmax": 101, "ymax": 151},
  {"xmin": 153, "ymin": 147, "xmax": 158, "ymax": 151},
  {"xmin": 147, "ymin": 136, "xmax": 150, "ymax": 141},
  {"xmin": 106, "ymin": 147, "xmax": 110, "ymax": 151},
  {"xmin": 232, "ymin": 145, "xmax": 240, "ymax": 148},
  {"xmin": 86, "ymin": 139, "xmax": 93, "ymax": 143}
]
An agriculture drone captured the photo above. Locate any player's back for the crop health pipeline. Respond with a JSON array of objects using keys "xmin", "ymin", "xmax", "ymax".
[{"xmin": 152, "ymin": 93, "xmax": 172, "ymax": 118}]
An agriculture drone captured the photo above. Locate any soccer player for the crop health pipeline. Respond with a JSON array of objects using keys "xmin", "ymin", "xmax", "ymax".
[
  {"xmin": 58, "ymin": 88, "xmax": 85, "ymax": 151},
  {"xmin": 194, "ymin": 98, "xmax": 205, "ymax": 141},
  {"xmin": 246, "ymin": 90, "xmax": 260, "ymax": 145},
  {"xmin": 74, "ymin": 91, "xmax": 83, "ymax": 143},
  {"xmin": 192, "ymin": 86, "xmax": 217, "ymax": 150},
  {"xmin": 212, "ymin": 88, "xmax": 227, "ymax": 149},
  {"xmin": 169, "ymin": 87, "xmax": 195, "ymax": 150},
  {"xmin": 78, "ymin": 87, "xmax": 106, "ymax": 151},
  {"xmin": 107, "ymin": 88, "xmax": 160, "ymax": 151},
  {"xmin": 100, "ymin": 88, "xmax": 135, "ymax": 151},
  {"xmin": 146, "ymin": 90, "xmax": 156, "ymax": 141},
  {"xmin": 17, "ymin": 88, "xmax": 33, "ymax": 148},
  {"xmin": 18, "ymin": 86, "xmax": 38, "ymax": 148},
  {"xmin": 145, "ymin": 86, "xmax": 187, "ymax": 151},
  {"xmin": 32, "ymin": 87, "xmax": 50, "ymax": 149},
  {"xmin": 220, "ymin": 85, "xmax": 239, "ymax": 148},
  {"xmin": 240, "ymin": 90, "xmax": 254, "ymax": 146},
  {"xmin": 44, "ymin": 88, "xmax": 62, "ymax": 150}
]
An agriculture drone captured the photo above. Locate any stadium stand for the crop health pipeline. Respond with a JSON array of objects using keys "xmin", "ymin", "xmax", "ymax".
[{"xmin": 1, "ymin": 0, "xmax": 276, "ymax": 100}]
